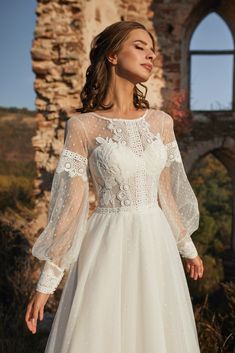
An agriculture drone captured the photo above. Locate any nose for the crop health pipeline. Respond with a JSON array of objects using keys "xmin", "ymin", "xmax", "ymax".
[{"xmin": 146, "ymin": 50, "xmax": 156, "ymax": 62}]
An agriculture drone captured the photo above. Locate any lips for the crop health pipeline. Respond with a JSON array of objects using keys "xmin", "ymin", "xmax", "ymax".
[{"xmin": 141, "ymin": 64, "xmax": 153, "ymax": 72}]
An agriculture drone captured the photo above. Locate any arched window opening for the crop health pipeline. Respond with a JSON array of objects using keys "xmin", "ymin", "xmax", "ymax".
[{"xmin": 189, "ymin": 12, "xmax": 235, "ymax": 111}]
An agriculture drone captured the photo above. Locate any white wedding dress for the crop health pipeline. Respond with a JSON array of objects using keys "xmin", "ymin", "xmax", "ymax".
[{"xmin": 32, "ymin": 108, "xmax": 201, "ymax": 353}]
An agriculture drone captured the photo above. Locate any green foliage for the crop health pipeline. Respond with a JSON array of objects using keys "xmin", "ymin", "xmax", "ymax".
[
  {"xmin": 188, "ymin": 255, "xmax": 224, "ymax": 297},
  {"xmin": 0, "ymin": 106, "xmax": 36, "ymax": 116},
  {"xmin": 0, "ymin": 160, "xmax": 36, "ymax": 178},
  {"xmin": 188, "ymin": 153, "xmax": 233, "ymax": 296},
  {"xmin": 0, "ymin": 175, "xmax": 35, "ymax": 212},
  {"xmin": 195, "ymin": 282, "xmax": 235, "ymax": 353}
]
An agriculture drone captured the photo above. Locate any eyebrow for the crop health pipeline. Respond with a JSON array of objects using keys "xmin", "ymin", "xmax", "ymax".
[{"xmin": 133, "ymin": 40, "xmax": 155, "ymax": 53}]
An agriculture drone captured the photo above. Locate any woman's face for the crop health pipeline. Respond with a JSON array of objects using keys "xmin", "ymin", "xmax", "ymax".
[{"xmin": 109, "ymin": 28, "xmax": 157, "ymax": 84}]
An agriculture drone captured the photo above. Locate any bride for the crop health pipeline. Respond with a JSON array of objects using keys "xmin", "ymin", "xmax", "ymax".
[{"xmin": 25, "ymin": 20, "xmax": 204, "ymax": 353}]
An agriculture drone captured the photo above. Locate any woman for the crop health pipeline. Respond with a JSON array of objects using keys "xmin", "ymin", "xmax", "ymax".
[{"xmin": 25, "ymin": 20, "xmax": 204, "ymax": 352}]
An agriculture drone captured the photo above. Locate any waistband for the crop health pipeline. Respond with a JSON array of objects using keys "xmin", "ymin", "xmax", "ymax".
[{"xmin": 93, "ymin": 203, "xmax": 161, "ymax": 215}]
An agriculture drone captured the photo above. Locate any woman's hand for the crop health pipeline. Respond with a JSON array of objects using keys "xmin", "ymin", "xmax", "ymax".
[
  {"xmin": 25, "ymin": 291, "xmax": 50, "ymax": 334},
  {"xmin": 184, "ymin": 255, "xmax": 204, "ymax": 280}
]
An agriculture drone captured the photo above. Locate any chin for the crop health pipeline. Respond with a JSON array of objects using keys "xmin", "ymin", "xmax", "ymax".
[
  {"xmin": 136, "ymin": 75, "xmax": 150, "ymax": 84},
  {"xmin": 136, "ymin": 71, "xmax": 151, "ymax": 83},
  {"xmin": 126, "ymin": 70, "xmax": 150, "ymax": 85}
]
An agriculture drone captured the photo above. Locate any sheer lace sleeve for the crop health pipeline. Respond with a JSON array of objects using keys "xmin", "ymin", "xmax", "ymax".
[
  {"xmin": 32, "ymin": 116, "xmax": 89, "ymax": 294},
  {"xmin": 158, "ymin": 113, "xmax": 199, "ymax": 259}
]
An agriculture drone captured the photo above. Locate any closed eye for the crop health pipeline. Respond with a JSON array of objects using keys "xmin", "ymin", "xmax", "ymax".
[
  {"xmin": 135, "ymin": 45, "xmax": 155, "ymax": 56},
  {"xmin": 135, "ymin": 45, "xmax": 144, "ymax": 50}
]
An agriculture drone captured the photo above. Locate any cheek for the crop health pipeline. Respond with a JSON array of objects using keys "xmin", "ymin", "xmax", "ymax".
[{"xmin": 118, "ymin": 50, "xmax": 140, "ymax": 69}]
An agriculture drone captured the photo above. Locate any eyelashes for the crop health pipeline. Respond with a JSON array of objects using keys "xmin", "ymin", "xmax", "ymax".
[
  {"xmin": 135, "ymin": 45, "xmax": 156, "ymax": 55},
  {"xmin": 135, "ymin": 45, "xmax": 144, "ymax": 50}
]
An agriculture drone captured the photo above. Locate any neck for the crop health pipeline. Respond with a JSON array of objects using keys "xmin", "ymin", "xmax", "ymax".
[{"xmin": 102, "ymin": 71, "xmax": 138, "ymax": 113}]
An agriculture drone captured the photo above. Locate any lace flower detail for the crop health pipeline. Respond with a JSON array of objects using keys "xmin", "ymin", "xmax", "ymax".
[
  {"xmin": 95, "ymin": 136, "xmax": 138, "ymax": 182},
  {"xmin": 94, "ymin": 136, "xmax": 138, "ymax": 206},
  {"xmin": 107, "ymin": 121, "xmax": 128, "ymax": 144},
  {"xmin": 57, "ymin": 148, "xmax": 88, "ymax": 180},
  {"xmin": 165, "ymin": 140, "xmax": 182, "ymax": 167}
]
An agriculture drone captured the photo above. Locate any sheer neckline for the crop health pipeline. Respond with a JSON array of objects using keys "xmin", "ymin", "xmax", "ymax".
[{"xmin": 91, "ymin": 109, "xmax": 150, "ymax": 122}]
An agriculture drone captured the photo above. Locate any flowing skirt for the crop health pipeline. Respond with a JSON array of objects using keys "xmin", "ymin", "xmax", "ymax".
[{"xmin": 43, "ymin": 205, "xmax": 201, "ymax": 353}]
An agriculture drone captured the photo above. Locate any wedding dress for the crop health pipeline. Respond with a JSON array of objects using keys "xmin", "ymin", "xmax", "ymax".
[{"xmin": 32, "ymin": 108, "xmax": 201, "ymax": 353}]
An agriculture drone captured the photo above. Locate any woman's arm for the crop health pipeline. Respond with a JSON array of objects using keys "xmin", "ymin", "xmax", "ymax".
[
  {"xmin": 158, "ymin": 112, "xmax": 199, "ymax": 259},
  {"xmin": 32, "ymin": 116, "xmax": 90, "ymax": 294}
]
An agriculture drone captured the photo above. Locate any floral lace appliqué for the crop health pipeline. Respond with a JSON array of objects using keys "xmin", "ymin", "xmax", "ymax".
[
  {"xmin": 165, "ymin": 140, "xmax": 182, "ymax": 167},
  {"xmin": 57, "ymin": 148, "xmax": 88, "ymax": 180},
  {"xmin": 92, "ymin": 121, "xmax": 169, "ymax": 207},
  {"xmin": 94, "ymin": 137, "xmax": 135, "ymax": 206}
]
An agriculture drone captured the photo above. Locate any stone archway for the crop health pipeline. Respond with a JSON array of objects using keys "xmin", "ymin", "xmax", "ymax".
[{"xmin": 177, "ymin": 0, "xmax": 235, "ymax": 279}]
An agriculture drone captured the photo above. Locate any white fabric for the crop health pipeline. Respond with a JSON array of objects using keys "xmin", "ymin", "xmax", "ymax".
[
  {"xmin": 158, "ymin": 114, "xmax": 199, "ymax": 259},
  {"xmin": 32, "ymin": 108, "xmax": 200, "ymax": 352},
  {"xmin": 32, "ymin": 117, "xmax": 90, "ymax": 294}
]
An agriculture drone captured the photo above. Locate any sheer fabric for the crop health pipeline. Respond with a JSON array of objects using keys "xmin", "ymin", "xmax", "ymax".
[
  {"xmin": 32, "ymin": 117, "xmax": 89, "ymax": 294},
  {"xmin": 158, "ymin": 113, "xmax": 199, "ymax": 258},
  {"xmin": 32, "ymin": 109, "xmax": 199, "ymax": 295}
]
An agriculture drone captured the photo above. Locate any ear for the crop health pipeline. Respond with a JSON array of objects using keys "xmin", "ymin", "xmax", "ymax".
[{"xmin": 106, "ymin": 52, "xmax": 118, "ymax": 65}]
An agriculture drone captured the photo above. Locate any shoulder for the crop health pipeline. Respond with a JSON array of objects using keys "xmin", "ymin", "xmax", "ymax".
[
  {"xmin": 66, "ymin": 112, "xmax": 91, "ymax": 131},
  {"xmin": 152, "ymin": 108, "xmax": 174, "ymax": 126},
  {"xmin": 64, "ymin": 114, "xmax": 91, "ymax": 142}
]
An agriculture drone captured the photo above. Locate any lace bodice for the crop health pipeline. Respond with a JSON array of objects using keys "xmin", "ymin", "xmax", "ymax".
[
  {"xmin": 88, "ymin": 111, "xmax": 167, "ymax": 211},
  {"xmin": 32, "ymin": 109, "xmax": 200, "ymax": 294}
]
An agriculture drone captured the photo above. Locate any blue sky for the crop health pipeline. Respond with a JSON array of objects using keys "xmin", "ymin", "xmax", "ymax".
[
  {"xmin": 190, "ymin": 12, "xmax": 234, "ymax": 110},
  {"xmin": 0, "ymin": 0, "xmax": 37, "ymax": 110},
  {"xmin": 0, "ymin": 4, "xmax": 233, "ymax": 111}
]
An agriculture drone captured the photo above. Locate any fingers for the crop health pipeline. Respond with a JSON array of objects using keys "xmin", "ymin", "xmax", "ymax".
[
  {"xmin": 39, "ymin": 306, "xmax": 44, "ymax": 321},
  {"xmin": 187, "ymin": 259, "xmax": 204, "ymax": 280},
  {"xmin": 190, "ymin": 264, "xmax": 195, "ymax": 279},
  {"xmin": 186, "ymin": 262, "xmax": 191, "ymax": 274},
  {"xmin": 25, "ymin": 300, "xmax": 42, "ymax": 334},
  {"xmin": 25, "ymin": 302, "xmax": 36, "ymax": 333},
  {"xmin": 198, "ymin": 260, "xmax": 204, "ymax": 278},
  {"xmin": 31, "ymin": 305, "xmax": 39, "ymax": 334},
  {"xmin": 25, "ymin": 301, "xmax": 32, "ymax": 324}
]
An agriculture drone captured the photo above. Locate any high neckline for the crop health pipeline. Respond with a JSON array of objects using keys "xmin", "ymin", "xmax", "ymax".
[{"xmin": 91, "ymin": 109, "xmax": 150, "ymax": 122}]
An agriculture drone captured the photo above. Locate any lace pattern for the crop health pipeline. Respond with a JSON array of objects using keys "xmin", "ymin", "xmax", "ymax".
[
  {"xmin": 165, "ymin": 140, "xmax": 182, "ymax": 167},
  {"xmin": 36, "ymin": 260, "xmax": 64, "ymax": 294},
  {"xmin": 177, "ymin": 237, "xmax": 198, "ymax": 259},
  {"xmin": 94, "ymin": 202, "xmax": 160, "ymax": 214},
  {"xmin": 57, "ymin": 149, "xmax": 88, "ymax": 180},
  {"xmin": 32, "ymin": 117, "xmax": 90, "ymax": 294},
  {"xmin": 90, "ymin": 118, "xmax": 166, "ymax": 210},
  {"xmin": 32, "ymin": 109, "xmax": 200, "ymax": 295}
]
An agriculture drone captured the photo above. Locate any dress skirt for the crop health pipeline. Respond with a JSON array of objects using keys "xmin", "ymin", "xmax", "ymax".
[{"xmin": 43, "ymin": 204, "xmax": 201, "ymax": 353}]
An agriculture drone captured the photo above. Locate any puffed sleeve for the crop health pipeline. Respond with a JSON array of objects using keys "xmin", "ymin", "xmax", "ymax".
[
  {"xmin": 158, "ymin": 112, "xmax": 199, "ymax": 259},
  {"xmin": 31, "ymin": 116, "xmax": 89, "ymax": 294}
]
